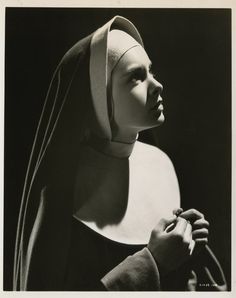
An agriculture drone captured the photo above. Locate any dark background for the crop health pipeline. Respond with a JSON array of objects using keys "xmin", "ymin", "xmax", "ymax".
[{"xmin": 4, "ymin": 8, "xmax": 231, "ymax": 290}]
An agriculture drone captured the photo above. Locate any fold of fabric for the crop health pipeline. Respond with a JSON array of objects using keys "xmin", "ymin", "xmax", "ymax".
[
  {"xmin": 13, "ymin": 16, "xmax": 145, "ymax": 290},
  {"xmin": 101, "ymin": 247, "xmax": 161, "ymax": 291}
]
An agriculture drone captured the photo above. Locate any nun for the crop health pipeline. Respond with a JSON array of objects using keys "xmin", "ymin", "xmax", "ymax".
[{"xmin": 13, "ymin": 16, "xmax": 227, "ymax": 291}]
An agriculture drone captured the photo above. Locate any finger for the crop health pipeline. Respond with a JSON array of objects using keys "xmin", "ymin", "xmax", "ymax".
[
  {"xmin": 173, "ymin": 217, "xmax": 188, "ymax": 235},
  {"xmin": 183, "ymin": 222, "xmax": 192, "ymax": 244},
  {"xmin": 179, "ymin": 208, "xmax": 204, "ymax": 222},
  {"xmin": 172, "ymin": 208, "xmax": 183, "ymax": 216},
  {"xmin": 189, "ymin": 239, "xmax": 196, "ymax": 255},
  {"xmin": 195, "ymin": 238, "xmax": 208, "ymax": 245},
  {"xmin": 193, "ymin": 218, "xmax": 209, "ymax": 229},
  {"xmin": 183, "ymin": 223, "xmax": 194, "ymax": 255},
  {"xmin": 157, "ymin": 215, "xmax": 177, "ymax": 231},
  {"xmin": 192, "ymin": 228, "xmax": 209, "ymax": 239}
]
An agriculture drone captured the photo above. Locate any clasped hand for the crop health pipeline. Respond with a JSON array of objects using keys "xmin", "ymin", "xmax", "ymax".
[{"xmin": 147, "ymin": 208, "xmax": 209, "ymax": 276}]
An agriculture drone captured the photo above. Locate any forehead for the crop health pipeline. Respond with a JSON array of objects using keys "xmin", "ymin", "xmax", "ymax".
[{"xmin": 113, "ymin": 46, "xmax": 151, "ymax": 74}]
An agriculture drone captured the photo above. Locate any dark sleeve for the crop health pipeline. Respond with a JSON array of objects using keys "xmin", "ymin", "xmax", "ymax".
[{"xmin": 100, "ymin": 247, "xmax": 161, "ymax": 291}]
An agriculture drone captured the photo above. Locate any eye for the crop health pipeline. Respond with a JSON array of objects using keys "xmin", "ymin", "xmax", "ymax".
[{"xmin": 129, "ymin": 68, "xmax": 146, "ymax": 84}]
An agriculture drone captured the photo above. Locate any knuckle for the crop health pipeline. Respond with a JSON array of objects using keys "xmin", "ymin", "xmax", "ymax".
[
  {"xmin": 190, "ymin": 208, "xmax": 197, "ymax": 214},
  {"xmin": 199, "ymin": 211, "xmax": 204, "ymax": 218},
  {"xmin": 191, "ymin": 208, "xmax": 203, "ymax": 218},
  {"xmin": 178, "ymin": 217, "xmax": 187, "ymax": 224}
]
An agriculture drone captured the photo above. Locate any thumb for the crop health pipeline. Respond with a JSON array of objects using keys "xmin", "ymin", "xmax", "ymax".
[
  {"xmin": 173, "ymin": 207, "xmax": 183, "ymax": 216},
  {"xmin": 158, "ymin": 215, "xmax": 177, "ymax": 231}
]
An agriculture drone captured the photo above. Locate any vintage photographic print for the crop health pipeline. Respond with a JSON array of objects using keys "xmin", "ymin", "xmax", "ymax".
[{"xmin": 2, "ymin": 1, "xmax": 233, "ymax": 293}]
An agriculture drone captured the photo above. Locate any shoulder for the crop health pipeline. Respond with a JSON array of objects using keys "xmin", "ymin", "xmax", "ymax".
[
  {"xmin": 129, "ymin": 141, "xmax": 181, "ymax": 220},
  {"xmin": 132, "ymin": 141, "xmax": 176, "ymax": 170},
  {"xmin": 131, "ymin": 141, "xmax": 179, "ymax": 190}
]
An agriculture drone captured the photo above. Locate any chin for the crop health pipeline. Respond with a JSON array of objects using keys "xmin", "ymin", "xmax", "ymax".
[
  {"xmin": 150, "ymin": 112, "xmax": 165, "ymax": 127},
  {"xmin": 157, "ymin": 112, "xmax": 165, "ymax": 124},
  {"xmin": 136, "ymin": 112, "xmax": 165, "ymax": 131}
]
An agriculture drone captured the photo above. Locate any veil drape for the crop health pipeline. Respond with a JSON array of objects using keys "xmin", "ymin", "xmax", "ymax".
[
  {"xmin": 13, "ymin": 15, "xmax": 144, "ymax": 290},
  {"xmin": 13, "ymin": 32, "xmax": 94, "ymax": 290}
]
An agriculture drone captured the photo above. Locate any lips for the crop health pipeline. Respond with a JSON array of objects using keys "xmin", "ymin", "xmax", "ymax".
[{"xmin": 151, "ymin": 100, "xmax": 164, "ymax": 111}]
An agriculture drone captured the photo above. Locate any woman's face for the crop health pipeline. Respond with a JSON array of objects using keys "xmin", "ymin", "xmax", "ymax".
[{"xmin": 111, "ymin": 46, "xmax": 164, "ymax": 134}]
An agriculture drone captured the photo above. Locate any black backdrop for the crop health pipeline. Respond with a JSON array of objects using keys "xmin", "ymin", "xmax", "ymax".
[{"xmin": 4, "ymin": 8, "xmax": 231, "ymax": 290}]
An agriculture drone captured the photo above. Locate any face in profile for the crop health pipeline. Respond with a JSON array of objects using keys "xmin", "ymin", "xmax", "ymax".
[{"xmin": 110, "ymin": 45, "xmax": 164, "ymax": 135}]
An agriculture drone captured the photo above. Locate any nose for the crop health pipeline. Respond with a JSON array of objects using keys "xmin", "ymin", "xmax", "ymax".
[{"xmin": 148, "ymin": 76, "xmax": 163, "ymax": 99}]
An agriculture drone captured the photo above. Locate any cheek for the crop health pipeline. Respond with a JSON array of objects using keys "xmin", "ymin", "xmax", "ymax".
[
  {"xmin": 130, "ymin": 84, "xmax": 148, "ymax": 104},
  {"xmin": 119, "ymin": 84, "xmax": 148, "ymax": 112},
  {"xmin": 114, "ymin": 85, "xmax": 149, "ymax": 125}
]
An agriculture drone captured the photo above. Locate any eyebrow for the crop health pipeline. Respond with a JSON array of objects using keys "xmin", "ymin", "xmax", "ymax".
[{"xmin": 123, "ymin": 61, "xmax": 153, "ymax": 77}]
